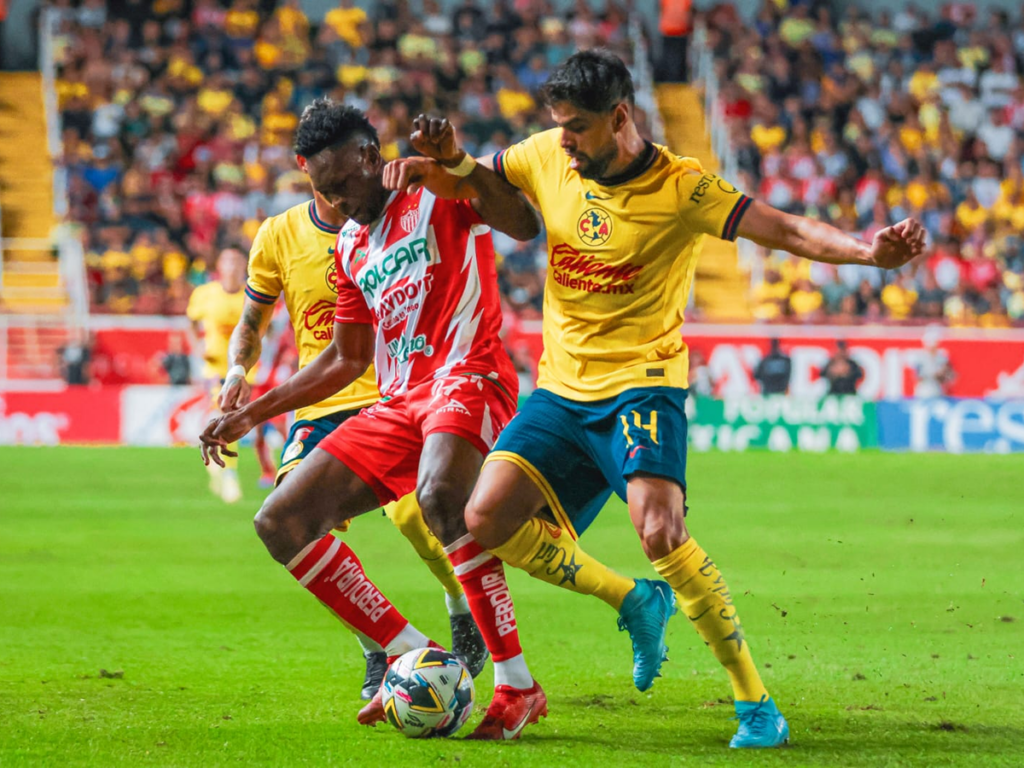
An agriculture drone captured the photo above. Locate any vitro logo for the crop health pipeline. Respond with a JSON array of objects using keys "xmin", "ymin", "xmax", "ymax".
[
  {"xmin": 386, "ymin": 333, "xmax": 434, "ymax": 363},
  {"xmin": 357, "ymin": 237, "xmax": 432, "ymax": 298}
]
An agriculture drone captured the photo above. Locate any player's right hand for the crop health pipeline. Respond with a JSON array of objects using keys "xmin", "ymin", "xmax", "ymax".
[
  {"xmin": 410, "ymin": 114, "xmax": 461, "ymax": 165},
  {"xmin": 218, "ymin": 374, "xmax": 252, "ymax": 412},
  {"xmin": 199, "ymin": 409, "xmax": 254, "ymax": 467}
]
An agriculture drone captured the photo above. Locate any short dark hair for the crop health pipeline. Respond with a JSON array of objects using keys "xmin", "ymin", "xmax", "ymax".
[
  {"xmin": 539, "ymin": 50, "xmax": 635, "ymax": 113},
  {"xmin": 293, "ymin": 98, "xmax": 379, "ymax": 158}
]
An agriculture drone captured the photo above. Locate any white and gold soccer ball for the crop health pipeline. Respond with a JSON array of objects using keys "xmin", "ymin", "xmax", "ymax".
[{"xmin": 380, "ymin": 648, "xmax": 475, "ymax": 738}]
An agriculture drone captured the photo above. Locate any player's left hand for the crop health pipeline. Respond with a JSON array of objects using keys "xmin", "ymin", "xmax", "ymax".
[
  {"xmin": 383, "ymin": 156, "xmax": 440, "ymax": 194},
  {"xmin": 199, "ymin": 409, "xmax": 254, "ymax": 467},
  {"xmin": 383, "ymin": 157, "xmax": 466, "ymax": 199},
  {"xmin": 410, "ymin": 114, "xmax": 462, "ymax": 166},
  {"xmin": 869, "ymin": 218, "xmax": 927, "ymax": 269}
]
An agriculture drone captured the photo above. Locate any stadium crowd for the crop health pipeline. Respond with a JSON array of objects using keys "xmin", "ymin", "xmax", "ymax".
[
  {"xmin": 48, "ymin": 0, "xmax": 643, "ymax": 319},
  {"xmin": 47, "ymin": 0, "xmax": 1024, "ymax": 328},
  {"xmin": 708, "ymin": 1, "xmax": 1024, "ymax": 327}
]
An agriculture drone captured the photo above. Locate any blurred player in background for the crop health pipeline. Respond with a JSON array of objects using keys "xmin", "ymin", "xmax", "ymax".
[
  {"xmin": 186, "ymin": 247, "xmax": 276, "ymax": 502},
  {"xmin": 399, "ymin": 50, "xmax": 926, "ymax": 748},
  {"xmin": 216, "ymin": 172, "xmax": 487, "ymax": 700}
]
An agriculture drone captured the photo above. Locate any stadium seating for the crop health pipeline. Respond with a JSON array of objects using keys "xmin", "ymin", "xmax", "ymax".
[
  {"xmin": 41, "ymin": 1, "xmax": 1024, "ymax": 327},
  {"xmin": 706, "ymin": 2, "xmax": 1024, "ymax": 327}
]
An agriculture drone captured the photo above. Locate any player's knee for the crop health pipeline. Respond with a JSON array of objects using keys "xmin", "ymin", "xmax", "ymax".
[
  {"xmin": 464, "ymin": 496, "xmax": 502, "ymax": 550},
  {"xmin": 417, "ymin": 476, "xmax": 470, "ymax": 544},
  {"xmin": 638, "ymin": 514, "xmax": 685, "ymax": 561},
  {"xmin": 253, "ymin": 496, "xmax": 302, "ymax": 564},
  {"xmin": 631, "ymin": 499, "xmax": 686, "ymax": 561}
]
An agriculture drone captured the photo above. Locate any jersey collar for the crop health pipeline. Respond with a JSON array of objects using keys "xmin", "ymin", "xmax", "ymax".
[
  {"xmin": 308, "ymin": 200, "xmax": 342, "ymax": 234},
  {"xmin": 594, "ymin": 140, "xmax": 658, "ymax": 187}
]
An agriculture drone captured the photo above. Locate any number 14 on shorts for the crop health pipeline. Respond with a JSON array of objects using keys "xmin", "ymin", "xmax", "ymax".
[{"xmin": 620, "ymin": 410, "xmax": 658, "ymax": 445}]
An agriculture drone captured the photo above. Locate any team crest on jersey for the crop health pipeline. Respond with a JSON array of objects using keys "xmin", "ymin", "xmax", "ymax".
[
  {"xmin": 577, "ymin": 207, "xmax": 612, "ymax": 246},
  {"xmin": 326, "ymin": 262, "xmax": 338, "ymax": 294},
  {"xmin": 400, "ymin": 208, "xmax": 420, "ymax": 233}
]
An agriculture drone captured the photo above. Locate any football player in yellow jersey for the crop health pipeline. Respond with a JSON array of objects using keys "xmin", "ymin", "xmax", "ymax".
[
  {"xmin": 186, "ymin": 247, "xmax": 263, "ymax": 504},
  {"xmin": 215, "ymin": 192, "xmax": 487, "ymax": 700},
  {"xmin": 398, "ymin": 51, "xmax": 926, "ymax": 748}
]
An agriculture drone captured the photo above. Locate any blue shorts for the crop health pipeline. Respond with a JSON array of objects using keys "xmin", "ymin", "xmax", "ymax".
[
  {"xmin": 276, "ymin": 409, "xmax": 358, "ymax": 484},
  {"xmin": 486, "ymin": 386, "xmax": 689, "ymax": 538}
]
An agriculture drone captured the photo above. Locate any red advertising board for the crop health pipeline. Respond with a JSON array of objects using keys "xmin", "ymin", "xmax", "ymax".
[
  {"xmin": 0, "ymin": 388, "xmax": 122, "ymax": 445},
  {"xmin": 90, "ymin": 329, "xmax": 181, "ymax": 385},
  {"xmin": 505, "ymin": 322, "xmax": 1024, "ymax": 400}
]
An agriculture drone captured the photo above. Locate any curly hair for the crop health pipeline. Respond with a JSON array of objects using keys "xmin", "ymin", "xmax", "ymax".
[
  {"xmin": 539, "ymin": 50, "xmax": 635, "ymax": 113},
  {"xmin": 293, "ymin": 98, "xmax": 379, "ymax": 158}
]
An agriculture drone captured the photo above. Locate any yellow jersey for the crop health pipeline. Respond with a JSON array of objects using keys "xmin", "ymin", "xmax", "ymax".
[
  {"xmin": 186, "ymin": 281, "xmax": 248, "ymax": 381},
  {"xmin": 495, "ymin": 128, "xmax": 752, "ymax": 401},
  {"xmin": 246, "ymin": 200, "xmax": 379, "ymax": 421}
]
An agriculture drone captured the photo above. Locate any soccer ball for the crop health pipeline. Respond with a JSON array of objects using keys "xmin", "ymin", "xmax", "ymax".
[{"xmin": 380, "ymin": 648, "xmax": 475, "ymax": 738}]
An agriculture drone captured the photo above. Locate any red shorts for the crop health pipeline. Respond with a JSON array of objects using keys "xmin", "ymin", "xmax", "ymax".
[{"xmin": 318, "ymin": 374, "xmax": 517, "ymax": 504}]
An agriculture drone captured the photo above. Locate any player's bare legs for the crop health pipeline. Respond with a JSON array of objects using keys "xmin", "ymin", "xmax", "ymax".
[
  {"xmin": 250, "ymin": 447, "xmax": 446, "ymax": 726},
  {"xmin": 347, "ymin": 431, "xmax": 541, "ymax": 741},
  {"xmin": 462, "ymin": 460, "xmax": 546, "ymax": 547},
  {"xmin": 467, "ymin": 461, "xmax": 677, "ymax": 692},
  {"xmin": 254, "ymin": 448, "xmax": 380, "ymax": 563},
  {"xmin": 627, "ymin": 474, "xmax": 787, "ymax": 747}
]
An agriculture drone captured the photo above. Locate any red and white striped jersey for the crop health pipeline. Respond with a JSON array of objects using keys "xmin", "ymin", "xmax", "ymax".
[{"xmin": 333, "ymin": 188, "xmax": 515, "ymax": 399}]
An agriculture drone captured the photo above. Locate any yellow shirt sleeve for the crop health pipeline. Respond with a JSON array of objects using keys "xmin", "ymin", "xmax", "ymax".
[
  {"xmin": 493, "ymin": 129, "xmax": 560, "ymax": 200},
  {"xmin": 675, "ymin": 166, "xmax": 752, "ymax": 241},
  {"xmin": 245, "ymin": 220, "xmax": 281, "ymax": 305}
]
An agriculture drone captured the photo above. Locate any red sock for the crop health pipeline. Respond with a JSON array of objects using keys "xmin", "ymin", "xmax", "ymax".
[
  {"xmin": 287, "ymin": 535, "xmax": 409, "ymax": 649},
  {"xmin": 444, "ymin": 534, "xmax": 523, "ymax": 662}
]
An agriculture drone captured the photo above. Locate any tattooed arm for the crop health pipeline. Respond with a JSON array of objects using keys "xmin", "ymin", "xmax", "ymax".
[{"xmin": 218, "ymin": 298, "xmax": 275, "ymax": 411}]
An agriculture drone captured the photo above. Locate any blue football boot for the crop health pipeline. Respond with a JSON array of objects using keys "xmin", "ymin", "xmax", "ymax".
[
  {"xmin": 730, "ymin": 695, "xmax": 790, "ymax": 748},
  {"xmin": 616, "ymin": 579, "xmax": 677, "ymax": 691}
]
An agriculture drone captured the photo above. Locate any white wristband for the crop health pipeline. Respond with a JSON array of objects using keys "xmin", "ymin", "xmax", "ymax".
[
  {"xmin": 443, "ymin": 153, "xmax": 476, "ymax": 177},
  {"xmin": 225, "ymin": 365, "xmax": 247, "ymax": 382}
]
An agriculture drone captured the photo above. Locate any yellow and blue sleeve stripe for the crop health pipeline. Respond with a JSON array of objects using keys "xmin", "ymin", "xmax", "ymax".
[
  {"xmin": 245, "ymin": 282, "xmax": 277, "ymax": 305},
  {"xmin": 722, "ymin": 194, "xmax": 752, "ymax": 242}
]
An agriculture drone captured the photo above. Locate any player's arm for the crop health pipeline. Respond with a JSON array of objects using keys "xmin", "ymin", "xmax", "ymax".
[
  {"xmin": 736, "ymin": 200, "xmax": 926, "ymax": 269},
  {"xmin": 219, "ymin": 299, "xmax": 275, "ymax": 411},
  {"xmin": 200, "ymin": 321, "xmax": 373, "ymax": 466},
  {"xmin": 383, "ymin": 115, "xmax": 541, "ymax": 241}
]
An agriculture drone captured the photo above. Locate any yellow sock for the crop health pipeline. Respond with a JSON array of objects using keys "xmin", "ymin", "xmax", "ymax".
[
  {"xmin": 222, "ymin": 441, "xmax": 239, "ymax": 470},
  {"xmin": 384, "ymin": 494, "xmax": 463, "ymax": 598},
  {"xmin": 490, "ymin": 518, "xmax": 635, "ymax": 610},
  {"xmin": 653, "ymin": 538, "xmax": 768, "ymax": 702}
]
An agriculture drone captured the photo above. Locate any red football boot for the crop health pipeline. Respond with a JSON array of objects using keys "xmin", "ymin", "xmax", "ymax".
[{"xmin": 465, "ymin": 681, "xmax": 548, "ymax": 740}]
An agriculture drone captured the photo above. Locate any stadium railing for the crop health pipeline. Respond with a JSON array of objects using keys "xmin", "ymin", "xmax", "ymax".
[
  {"xmin": 629, "ymin": 17, "xmax": 666, "ymax": 145},
  {"xmin": 0, "ymin": 9, "xmax": 87, "ymax": 390},
  {"xmin": 40, "ymin": 8, "xmax": 67, "ymax": 221},
  {"xmin": 690, "ymin": 22, "xmax": 761, "ymax": 286}
]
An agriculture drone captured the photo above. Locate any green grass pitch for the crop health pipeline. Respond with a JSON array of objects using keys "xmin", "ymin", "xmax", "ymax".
[{"xmin": 1, "ymin": 446, "xmax": 1022, "ymax": 767}]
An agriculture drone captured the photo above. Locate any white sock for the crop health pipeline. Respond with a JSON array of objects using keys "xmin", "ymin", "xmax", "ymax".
[
  {"xmin": 354, "ymin": 631, "xmax": 385, "ymax": 656},
  {"xmin": 493, "ymin": 653, "xmax": 533, "ymax": 689},
  {"xmin": 445, "ymin": 592, "xmax": 471, "ymax": 616},
  {"xmin": 385, "ymin": 622, "xmax": 432, "ymax": 657}
]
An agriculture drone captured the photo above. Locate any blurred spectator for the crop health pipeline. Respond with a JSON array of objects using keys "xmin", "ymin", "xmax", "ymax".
[
  {"xmin": 820, "ymin": 341, "xmax": 864, "ymax": 396},
  {"xmin": 753, "ymin": 339, "xmax": 791, "ymax": 395},
  {"xmin": 162, "ymin": 332, "xmax": 193, "ymax": 385},
  {"xmin": 914, "ymin": 330, "xmax": 956, "ymax": 397},
  {"xmin": 58, "ymin": 329, "xmax": 92, "ymax": 385},
  {"xmin": 688, "ymin": 348, "xmax": 714, "ymax": 397}
]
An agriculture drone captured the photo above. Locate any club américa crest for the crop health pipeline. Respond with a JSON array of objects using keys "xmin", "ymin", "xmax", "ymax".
[{"xmin": 577, "ymin": 207, "xmax": 612, "ymax": 246}]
